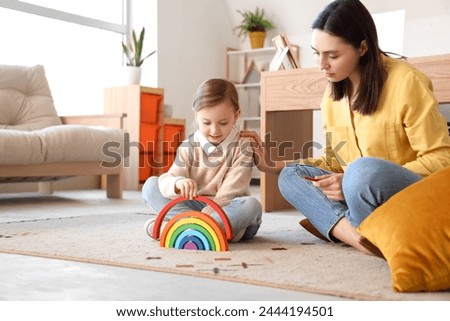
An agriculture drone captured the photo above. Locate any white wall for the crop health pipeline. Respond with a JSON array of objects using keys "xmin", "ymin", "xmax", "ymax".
[{"xmin": 157, "ymin": 0, "xmax": 238, "ymax": 133}]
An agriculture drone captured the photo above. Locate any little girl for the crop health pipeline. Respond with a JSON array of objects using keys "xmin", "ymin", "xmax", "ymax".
[{"xmin": 142, "ymin": 78, "xmax": 262, "ymax": 242}]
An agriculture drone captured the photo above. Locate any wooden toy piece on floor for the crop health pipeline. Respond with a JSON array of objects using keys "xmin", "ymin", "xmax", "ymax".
[{"xmin": 151, "ymin": 196, "xmax": 233, "ymax": 251}]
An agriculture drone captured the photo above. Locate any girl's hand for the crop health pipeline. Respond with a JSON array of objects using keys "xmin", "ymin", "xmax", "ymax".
[
  {"xmin": 175, "ymin": 178, "xmax": 198, "ymax": 200},
  {"xmin": 240, "ymin": 130, "xmax": 284, "ymax": 174},
  {"xmin": 312, "ymin": 173, "xmax": 344, "ymax": 201}
]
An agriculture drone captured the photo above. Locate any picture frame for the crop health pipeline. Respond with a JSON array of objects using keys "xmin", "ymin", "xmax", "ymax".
[{"xmin": 270, "ymin": 33, "xmax": 300, "ymax": 70}]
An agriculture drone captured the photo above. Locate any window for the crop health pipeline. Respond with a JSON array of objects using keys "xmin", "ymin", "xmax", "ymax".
[{"xmin": 1, "ymin": 1, "xmax": 127, "ymax": 115}]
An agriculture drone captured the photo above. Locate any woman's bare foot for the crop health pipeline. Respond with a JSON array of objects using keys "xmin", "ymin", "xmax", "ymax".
[{"xmin": 330, "ymin": 218, "xmax": 382, "ymax": 257}]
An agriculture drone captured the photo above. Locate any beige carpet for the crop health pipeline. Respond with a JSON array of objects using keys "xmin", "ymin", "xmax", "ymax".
[{"xmin": 0, "ymin": 192, "xmax": 449, "ymax": 301}]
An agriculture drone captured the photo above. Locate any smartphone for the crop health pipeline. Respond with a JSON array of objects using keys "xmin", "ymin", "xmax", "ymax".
[{"xmin": 303, "ymin": 176, "xmax": 320, "ymax": 182}]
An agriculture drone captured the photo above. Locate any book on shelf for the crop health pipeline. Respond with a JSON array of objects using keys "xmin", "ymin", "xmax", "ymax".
[{"xmin": 270, "ymin": 33, "xmax": 300, "ymax": 70}]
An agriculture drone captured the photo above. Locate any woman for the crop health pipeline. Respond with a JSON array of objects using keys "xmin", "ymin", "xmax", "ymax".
[{"xmin": 242, "ymin": 0, "xmax": 450, "ymax": 256}]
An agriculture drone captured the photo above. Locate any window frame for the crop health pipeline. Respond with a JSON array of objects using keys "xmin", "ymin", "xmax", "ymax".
[{"xmin": 0, "ymin": 0, "xmax": 130, "ymax": 35}]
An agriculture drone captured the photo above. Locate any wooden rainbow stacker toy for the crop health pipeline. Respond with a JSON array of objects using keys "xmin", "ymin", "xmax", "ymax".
[{"xmin": 149, "ymin": 196, "xmax": 233, "ymax": 251}]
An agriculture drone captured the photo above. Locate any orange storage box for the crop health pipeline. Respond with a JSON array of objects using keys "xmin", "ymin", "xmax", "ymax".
[
  {"xmin": 140, "ymin": 93, "xmax": 162, "ymax": 123},
  {"xmin": 140, "ymin": 123, "xmax": 160, "ymax": 152},
  {"xmin": 163, "ymin": 125, "xmax": 184, "ymax": 152}
]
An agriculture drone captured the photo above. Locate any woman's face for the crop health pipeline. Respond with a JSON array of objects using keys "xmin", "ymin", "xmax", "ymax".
[
  {"xmin": 311, "ymin": 29, "xmax": 365, "ymax": 86},
  {"xmin": 195, "ymin": 101, "xmax": 239, "ymax": 145}
]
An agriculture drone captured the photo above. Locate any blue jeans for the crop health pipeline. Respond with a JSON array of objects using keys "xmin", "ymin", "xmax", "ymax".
[
  {"xmin": 278, "ymin": 157, "xmax": 422, "ymax": 241},
  {"xmin": 142, "ymin": 177, "xmax": 262, "ymax": 241}
]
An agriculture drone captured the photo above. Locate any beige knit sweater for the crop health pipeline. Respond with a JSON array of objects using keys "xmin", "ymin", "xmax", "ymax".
[{"xmin": 158, "ymin": 128, "xmax": 254, "ymax": 214}]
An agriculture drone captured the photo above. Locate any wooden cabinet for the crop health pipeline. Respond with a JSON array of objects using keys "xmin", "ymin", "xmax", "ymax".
[
  {"xmin": 104, "ymin": 85, "xmax": 185, "ymax": 190},
  {"xmin": 260, "ymin": 68, "xmax": 326, "ymax": 212}
]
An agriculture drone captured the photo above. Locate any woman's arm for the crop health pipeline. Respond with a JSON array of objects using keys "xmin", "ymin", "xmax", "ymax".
[{"xmin": 398, "ymin": 70, "xmax": 450, "ymax": 175}]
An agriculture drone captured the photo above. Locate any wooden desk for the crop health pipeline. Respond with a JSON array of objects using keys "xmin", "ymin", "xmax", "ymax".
[
  {"xmin": 260, "ymin": 54, "xmax": 450, "ymax": 212},
  {"xmin": 260, "ymin": 67, "xmax": 326, "ymax": 212}
]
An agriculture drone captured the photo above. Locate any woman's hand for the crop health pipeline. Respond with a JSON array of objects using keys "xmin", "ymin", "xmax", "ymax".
[
  {"xmin": 312, "ymin": 173, "xmax": 344, "ymax": 201},
  {"xmin": 240, "ymin": 130, "xmax": 284, "ymax": 174},
  {"xmin": 175, "ymin": 178, "xmax": 198, "ymax": 200}
]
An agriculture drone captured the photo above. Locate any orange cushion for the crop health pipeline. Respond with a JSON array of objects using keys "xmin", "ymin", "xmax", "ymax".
[{"xmin": 357, "ymin": 166, "xmax": 450, "ymax": 292}]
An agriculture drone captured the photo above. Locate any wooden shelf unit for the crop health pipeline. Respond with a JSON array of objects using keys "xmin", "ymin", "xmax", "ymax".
[
  {"xmin": 104, "ymin": 85, "xmax": 185, "ymax": 190},
  {"xmin": 226, "ymin": 47, "xmax": 280, "ymax": 129},
  {"xmin": 226, "ymin": 46, "xmax": 300, "ymax": 129},
  {"xmin": 227, "ymin": 46, "xmax": 300, "ymax": 182}
]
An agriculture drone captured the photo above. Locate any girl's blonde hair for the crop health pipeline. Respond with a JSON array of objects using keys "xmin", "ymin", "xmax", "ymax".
[{"xmin": 192, "ymin": 78, "xmax": 240, "ymax": 113}]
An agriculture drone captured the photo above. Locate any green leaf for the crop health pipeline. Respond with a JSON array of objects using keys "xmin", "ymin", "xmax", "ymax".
[{"xmin": 122, "ymin": 27, "xmax": 156, "ymax": 66}]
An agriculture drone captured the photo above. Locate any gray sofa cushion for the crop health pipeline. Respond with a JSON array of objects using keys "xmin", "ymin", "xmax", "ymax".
[
  {"xmin": 0, "ymin": 125, "xmax": 124, "ymax": 165},
  {"xmin": 0, "ymin": 64, "xmax": 125, "ymax": 166},
  {"xmin": 0, "ymin": 64, "xmax": 61, "ymax": 130}
]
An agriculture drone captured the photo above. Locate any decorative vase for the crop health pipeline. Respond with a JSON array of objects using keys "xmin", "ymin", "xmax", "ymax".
[
  {"xmin": 249, "ymin": 31, "xmax": 266, "ymax": 49},
  {"xmin": 125, "ymin": 66, "xmax": 142, "ymax": 85}
]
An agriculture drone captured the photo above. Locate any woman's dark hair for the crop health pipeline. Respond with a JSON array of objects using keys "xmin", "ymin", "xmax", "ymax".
[{"xmin": 312, "ymin": 0, "xmax": 387, "ymax": 115}]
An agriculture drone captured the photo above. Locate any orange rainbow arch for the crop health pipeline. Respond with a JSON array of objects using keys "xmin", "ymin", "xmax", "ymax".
[{"xmin": 152, "ymin": 196, "xmax": 233, "ymax": 251}]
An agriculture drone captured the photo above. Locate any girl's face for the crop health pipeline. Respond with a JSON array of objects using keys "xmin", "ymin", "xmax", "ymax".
[
  {"xmin": 195, "ymin": 101, "xmax": 239, "ymax": 145},
  {"xmin": 311, "ymin": 29, "xmax": 366, "ymax": 87}
]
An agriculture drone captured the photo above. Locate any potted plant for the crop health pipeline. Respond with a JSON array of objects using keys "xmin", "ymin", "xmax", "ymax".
[
  {"xmin": 234, "ymin": 7, "xmax": 274, "ymax": 49},
  {"xmin": 121, "ymin": 27, "xmax": 156, "ymax": 84}
]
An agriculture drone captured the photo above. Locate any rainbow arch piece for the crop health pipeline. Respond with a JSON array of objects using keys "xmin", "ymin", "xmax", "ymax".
[
  {"xmin": 151, "ymin": 196, "xmax": 233, "ymax": 252},
  {"xmin": 161, "ymin": 211, "xmax": 228, "ymax": 251}
]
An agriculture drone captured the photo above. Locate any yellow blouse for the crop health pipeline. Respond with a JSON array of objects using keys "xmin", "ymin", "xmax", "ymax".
[{"xmin": 309, "ymin": 55, "xmax": 450, "ymax": 176}]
